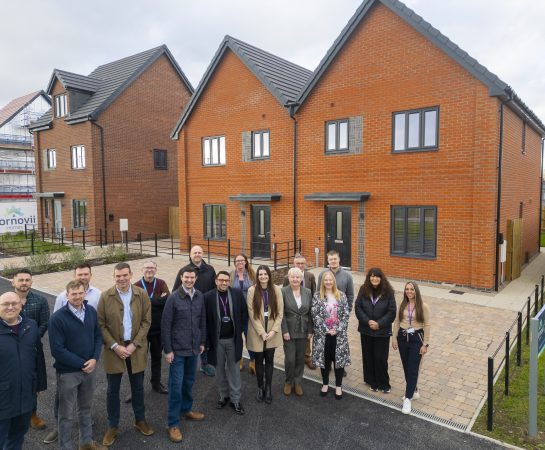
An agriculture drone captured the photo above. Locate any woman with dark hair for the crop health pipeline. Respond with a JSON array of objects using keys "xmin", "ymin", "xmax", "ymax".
[
  {"xmin": 311, "ymin": 271, "xmax": 350, "ymax": 399},
  {"xmin": 246, "ymin": 265, "xmax": 283, "ymax": 404},
  {"xmin": 230, "ymin": 253, "xmax": 256, "ymax": 373},
  {"xmin": 355, "ymin": 267, "xmax": 396, "ymax": 393},
  {"xmin": 392, "ymin": 281, "xmax": 430, "ymax": 414}
]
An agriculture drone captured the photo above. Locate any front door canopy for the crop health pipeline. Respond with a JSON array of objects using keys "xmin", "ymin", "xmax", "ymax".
[{"xmin": 305, "ymin": 192, "xmax": 370, "ymax": 202}]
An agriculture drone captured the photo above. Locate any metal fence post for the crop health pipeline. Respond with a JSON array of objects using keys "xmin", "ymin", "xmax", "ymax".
[
  {"xmin": 273, "ymin": 243, "xmax": 277, "ymax": 271},
  {"xmin": 31, "ymin": 232, "xmax": 35, "ymax": 255},
  {"xmin": 82, "ymin": 230, "xmax": 86, "ymax": 250},
  {"xmin": 526, "ymin": 297, "xmax": 531, "ymax": 345},
  {"xmin": 504, "ymin": 331, "xmax": 509, "ymax": 396},
  {"xmin": 535, "ymin": 285, "xmax": 539, "ymax": 315},
  {"xmin": 124, "ymin": 231, "xmax": 128, "ymax": 253},
  {"xmin": 154, "ymin": 233, "xmax": 158, "ymax": 257},
  {"xmin": 41, "ymin": 223, "xmax": 44, "ymax": 240},
  {"xmin": 227, "ymin": 239, "xmax": 231, "ymax": 266},
  {"xmin": 24, "ymin": 224, "xmax": 27, "ymax": 238},
  {"xmin": 487, "ymin": 356, "xmax": 494, "ymax": 431},
  {"xmin": 541, "ymin": 274, "xmax": 544, "ymax": 308},
  {"xmin": 138, "ymin": 233, "xmax": 142, "ymax": 255},
  {"xmin": 516, "ymin": 312, "xmax": 522, "ymax": 366},
  {"xmin": 71, "ymin": 229, "xmax": 74, "ymax": 247},
  {"xmin": 188, "ymin": 236, "xmax": 192, "ymax": 253},
  {"xmin": 171, "ymin": 235, "xmax": 174, "ymax": 259},
  {"xmin": 99, "ymin": 229, "xmax": 103, "ymax": 248},
  {"xmin": 61, "ymin": 228, "xmax": 64, "ymax": 246}
]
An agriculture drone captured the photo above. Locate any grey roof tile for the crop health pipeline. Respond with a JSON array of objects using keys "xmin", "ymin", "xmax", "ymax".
[
  {"xmin": 30, "ymin": 45, "xmax": 193, "ymax": 129},
  {"xmin": 171, "ymin": 35, "xmax": 312, "ymax": 139}
]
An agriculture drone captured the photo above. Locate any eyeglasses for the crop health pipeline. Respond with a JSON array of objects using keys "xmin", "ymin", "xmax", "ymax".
[
  {"xmin": 217, "ymin": 279, "xmax": 230, "ymax": 283},
  {"xmin": 0, "ymin": 302, "xmax": 19, "ymax": 309}
]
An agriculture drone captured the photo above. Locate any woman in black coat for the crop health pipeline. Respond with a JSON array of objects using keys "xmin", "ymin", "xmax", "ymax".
[{"xmin": 354, "ymin": 267, "xmax": 396, "ymax": 393}]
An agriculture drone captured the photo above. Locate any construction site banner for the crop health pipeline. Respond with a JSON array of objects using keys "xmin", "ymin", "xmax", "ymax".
[{"xmin": 0, "ymin": 200, "xmax": 37, "ymax": 234}]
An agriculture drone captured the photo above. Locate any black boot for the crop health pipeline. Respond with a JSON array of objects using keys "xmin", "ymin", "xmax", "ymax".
[
  {"xmin": 264, "ymin": 384, "xmax": 272, "ymax": 404},
  {"xmin": 256, "ymin": 386, "xmax": 264, "ymax": 403}
]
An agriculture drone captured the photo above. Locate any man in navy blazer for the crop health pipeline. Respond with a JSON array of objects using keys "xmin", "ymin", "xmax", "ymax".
[{"xmin": 204, "ymin": 271, "xmax": 247, "ymax": 415}]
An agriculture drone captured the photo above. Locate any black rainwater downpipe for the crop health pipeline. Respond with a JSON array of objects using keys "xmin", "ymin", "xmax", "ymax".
[
  {"xmin": 539, "ymin": 138, "xmax": 545, "ymax": 249},
  {"xmin": 495, "ymin": 94, "xmax": 512, "ymax": 291},
  {"xmin": 92, "ymin": 120, "xmax": 108, "ymax": 237},
  {"xmin": 287, "ymin": 101, "xmax": 299, "ymax": 247}
]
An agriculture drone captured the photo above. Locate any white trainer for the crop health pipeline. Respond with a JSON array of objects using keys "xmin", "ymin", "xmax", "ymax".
[
  {"xmin": 412, "ymin": 390, "xmax": 420, "ymax": 400},
  {"xmin": 402, "ymin": 398, "xmax": 412, "ymax": 414}
]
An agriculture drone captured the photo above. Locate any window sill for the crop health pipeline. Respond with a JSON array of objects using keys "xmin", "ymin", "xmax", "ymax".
[
  {"xmin": 71, "ymin": 167, "xmax": 86, "ymax": 170},
  {"xmin": 203, "ymin": 237, "xmax": 227, "ymax": 241},
  {"xmin": 249, "ymin": 157, "xmax": 270, "ymax": 161},
  {"xmin": 324, "ymin": 149, "xmax": 351, "ymax": 155},
  {"xmin": 392, "ymin": 147, "xmax": 438, "ymax": 154},
  {"xmin": 202, "ymin": 164, "xmax": 226, "ymax": 168},
  {"xmin": 390, "ymin": 252, "xmax": 436, "ymax": 260}
]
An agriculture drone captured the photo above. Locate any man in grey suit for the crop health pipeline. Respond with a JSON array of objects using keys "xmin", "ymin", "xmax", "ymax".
[
  {"xmin": 283, "ymin": 254, "xmax": 317, "ymax": 369},
  {"xmin": 281, "ymin": 267, "xmax": 313, "ymax": 396}
]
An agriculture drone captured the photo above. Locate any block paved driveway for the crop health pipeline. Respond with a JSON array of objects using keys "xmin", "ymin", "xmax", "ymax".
[{"xmin": 0, "ymin": 276, "xmax": 505, "ymax": 449}]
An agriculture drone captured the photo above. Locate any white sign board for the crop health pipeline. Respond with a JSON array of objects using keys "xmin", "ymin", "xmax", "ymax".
[
  {"xmin": 0, "ymin": 201, "xmax": 37, "ymax": 234},
  {"xmin": 119, "ymin": 218, "xmax": 128, "ymax": 232}
]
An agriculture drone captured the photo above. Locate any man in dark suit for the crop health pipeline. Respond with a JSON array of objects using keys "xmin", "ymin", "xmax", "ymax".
[
  {"xmin": 204, "ymin": 271, "xmax": 247, "ymax": 415},
  {"xmin": 283, "ymin": 254, "xmax": 317, "ymax": 369}
]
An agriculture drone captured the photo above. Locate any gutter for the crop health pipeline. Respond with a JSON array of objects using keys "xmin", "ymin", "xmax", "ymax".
[{"xmin": 494, "ymin": 94, "xmax": 512, "ymax": 291}]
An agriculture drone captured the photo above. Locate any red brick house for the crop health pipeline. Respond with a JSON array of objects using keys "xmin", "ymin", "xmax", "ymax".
[
  {"xmin": 30, "ymin": 45, "xmax": 193, "ymax": 238},
  {"xmin": 172, "ymin": 0, "xmax": 545, "ymax": 290}
]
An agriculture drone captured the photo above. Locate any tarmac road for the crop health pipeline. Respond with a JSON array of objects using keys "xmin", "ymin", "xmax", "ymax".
[{"xmin": 0, "ymin": 278, "xmax": 506, "ymax": 450}]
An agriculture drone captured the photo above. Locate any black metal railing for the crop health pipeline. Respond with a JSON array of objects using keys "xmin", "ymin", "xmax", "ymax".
[{"xmin": 486, "ymin": 276, "xmax": 545, "ymax": 430}]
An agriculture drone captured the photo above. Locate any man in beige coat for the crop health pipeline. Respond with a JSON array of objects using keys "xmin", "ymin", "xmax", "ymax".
[{"xmin": 97, "ymin": 262, "xmax": 153, "ymax": 447}]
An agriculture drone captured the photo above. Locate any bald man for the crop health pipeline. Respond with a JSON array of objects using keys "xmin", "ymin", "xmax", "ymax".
[{"xmin": 0, "ymin": 292, "xmax": 39, "ymax": 449}]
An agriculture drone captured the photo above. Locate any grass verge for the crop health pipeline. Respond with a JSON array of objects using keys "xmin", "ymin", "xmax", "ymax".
[{"xmin": 472, "ymin": 342, "xmax": 545, "ymax": 449}]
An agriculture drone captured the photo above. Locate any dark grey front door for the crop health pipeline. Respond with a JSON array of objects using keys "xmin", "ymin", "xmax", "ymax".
[
  {"xmin": 326, "ymin": 206, "xmax": 351, "ymax": 267},
  {"xmin": 251, "ymin": 205, "xmax": 270, "ymax": 258}
]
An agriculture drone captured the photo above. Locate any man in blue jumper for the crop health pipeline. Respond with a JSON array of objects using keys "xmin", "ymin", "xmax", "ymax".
[{"xmin": 49, "ymin": 280, "xmax": 104, "ymax": 450}]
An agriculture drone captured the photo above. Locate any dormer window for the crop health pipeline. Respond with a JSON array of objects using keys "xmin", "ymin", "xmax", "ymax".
[{"xmin": 55, "ymin": 94, "xmax": 67, "ymax": 118}]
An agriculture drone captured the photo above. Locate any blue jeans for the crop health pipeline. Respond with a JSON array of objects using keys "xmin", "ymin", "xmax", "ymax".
[
  {"xmin": 106, "ymin": 358, "xmax": 145, "ymax": 428},
  {"xmin": 167, "ymin": 355, "xmax": 197, "ymax": 427},
  {"xmin": 0, "ymin": 411, "xmax": 32, "ymax": 450}
]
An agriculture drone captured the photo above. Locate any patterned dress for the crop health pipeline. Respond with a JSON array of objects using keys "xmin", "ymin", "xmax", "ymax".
[{"xmin": 311, "ymin": 291, "xmax": 351, "ymax": 369}]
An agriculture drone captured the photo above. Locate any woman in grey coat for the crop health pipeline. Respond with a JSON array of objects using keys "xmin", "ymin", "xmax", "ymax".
[
  {"xmin": 281, "ymin": 267, "xmax": 313, "ymax": 397},
  {"xmin": 311, "ymin": 271, "xmax": 351, "ymax": 399}
]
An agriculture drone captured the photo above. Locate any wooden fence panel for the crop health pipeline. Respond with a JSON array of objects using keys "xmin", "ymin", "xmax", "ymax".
[
  {"xmin": 506, "ymin": 218, "xmax": 523, "ymax": 281},
  {"xmin": 169, "ymin": 207, "xmax": 179, "ymax": 239}
]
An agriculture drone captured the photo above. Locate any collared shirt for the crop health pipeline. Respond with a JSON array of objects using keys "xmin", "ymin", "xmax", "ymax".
[
  {"xmin": 54, "ymin": 285, "xmax": 101, "ymax": 312},
  {"xmin": 116, "ymin": 286, "xmax": 133, "ymax": 341},
  {"xmin": 68, "ymin": 302, "xmax": 86, "ymax": 323},
  {"xmin": 182, "ymin": 285, "xmax": 195, "ymax": 300}
]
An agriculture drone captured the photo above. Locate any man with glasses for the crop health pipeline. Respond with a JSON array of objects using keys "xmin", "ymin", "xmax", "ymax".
[
  {"xmin": 134, "ymin": 260, "xmax": 170, "ymax": 394},
  {"xmin": 204, "ymin": 271, "xmax": 247, "ymax": 415},
  {"xmin": 0, "ymin": 291, "xmax": 39, "ymax": 449}
]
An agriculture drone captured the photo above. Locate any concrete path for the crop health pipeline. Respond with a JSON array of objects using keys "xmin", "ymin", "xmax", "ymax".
[{"xmin": 2, "ymin": 248, "xmax": 544, "ymax": 432}]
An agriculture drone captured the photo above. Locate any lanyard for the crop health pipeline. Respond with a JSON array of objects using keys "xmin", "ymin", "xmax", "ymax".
[
  {"xmin": 407, "ymin": 303, "xmax": 414, "ymax": 325},
  {"xmin": 141, "ymin": 277, "xmax": 156, "ymax": 298},
  {"xmin": 219, "ymin": 293, "xmax": 229, "ymax": 316},
  {"xmin": 262, "ymin": 289, "xmax": 269, "ymax": 311},
  {"xmin": 371, "ymin": 295, "xmax": 380, "ymax": 306}
]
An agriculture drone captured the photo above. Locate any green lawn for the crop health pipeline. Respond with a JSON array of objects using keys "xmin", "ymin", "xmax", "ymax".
[
  {"xmin": 0, "ymin": 231, "xmax": 70, "ymax": 255},
  {"xmin": 541, "ymin": 232, "xmax": 545, "ymax": 247},
  {"xmin": 473, "ymin": 343, "xmax": 545, "ymax": 449}
]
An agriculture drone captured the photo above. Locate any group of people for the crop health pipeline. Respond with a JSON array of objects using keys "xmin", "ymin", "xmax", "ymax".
[{"xmin": 0, "ymin": 246, "xmax": 430, "ymax": 449}]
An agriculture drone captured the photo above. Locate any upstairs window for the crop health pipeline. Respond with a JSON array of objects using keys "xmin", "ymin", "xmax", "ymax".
[
  {"xmin": 202, "ymin": 136, "xmax": 226, "ymax": 166},
  {"xmin": 326, "ymin": 119, "xmax": 349, "ymax": 152},
  {"xmin": 46, "ymin": 149, "xmax": 56, "ymax": 169},
  {"xmin": 393, "ymin": 107, "xmax": 438, "ymax": 152},
  {"xmin": 252, "ymin": 130, "xmax": 270, "ymax": 159},
  {"xmin": 55, "ymin": 94, "xmax": 67, "ymax": 118},
  {"xmin": 154, "ymin": 149, "xmax": 168, "ymax": 169},
  {"xmin": 71, "ymin": 145, "xmax": 85, "ymax": 169}
]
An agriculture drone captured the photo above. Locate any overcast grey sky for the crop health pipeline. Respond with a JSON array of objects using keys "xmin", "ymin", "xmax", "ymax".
[{"xmin": 1, "ymin": 0, "xmax": 544, "ymax": 120}]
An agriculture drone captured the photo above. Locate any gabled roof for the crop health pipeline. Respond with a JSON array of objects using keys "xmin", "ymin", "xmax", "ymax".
[
  {"xmin": 47, "ymin": 69, "xmax": 101, "ymax": 93},
  {"xmin": 0, "ymin": 90, "xmax": 50, "ymax": 129},
  {"xmin": 171, "ymin": 35, "xmax": 313, "ymax": 139},
  {"xmin": 30, "ymin": 45, "xmax": 193, "ymax": 130},
  {"xmin": 295, "ymin": 0, "xmax": 545, "ymax": 134}
]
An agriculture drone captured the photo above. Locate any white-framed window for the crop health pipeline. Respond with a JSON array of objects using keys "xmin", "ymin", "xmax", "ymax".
[
  {"xmin": 46, "ymin": 149, "xmax": 56, "ymax": 169},
  {"xmin": 393, "ymin": 107, "xmax": 439, "ymax": 152},
  {"xmin": 252, "ymin": 130, "xmax": 270, "ymax": 159},
  {"xmin": 325, "ymin": 119, "xmax": 349, "ymax": 152},
  {"xmin": 55, "ymin": 94, "xmax": 68, "ymax": 118},
  {"xmin": 202, "ymin": 136, "xmax": 226, "ymax": 166},
  {"xmin": 71, "ymin": 145, "xmax": 85, "ymax": 169}
]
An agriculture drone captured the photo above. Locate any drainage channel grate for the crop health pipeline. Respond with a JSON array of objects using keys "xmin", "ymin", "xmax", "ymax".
[{"xmin": 269, "ymin": 358, "xmax": 468, "ymax": 433}]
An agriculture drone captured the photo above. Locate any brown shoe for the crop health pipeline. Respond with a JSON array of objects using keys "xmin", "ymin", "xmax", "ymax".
[
  {"xmin": 183, "ymin": 411, "xmax": 205, "ymax": 421},
  {"xmin": 134, "ymin": 420, "xmax": 155, "ymax": 436},
  {"xmin": 102, "ymin": 428, "xmax": 118, "ymax": 447},
  {"xmin": 295, "ymin": 384, "xmax": 304, "ymax": 396},
  {"xmin": 168, "ymin": 426, "xmax": 183, "ymax": 443},
  {"xmin": 248, "ymin": 359, "xmax": 256, "ymax": 375},
  {"xmin": 239, "ymin": 359, "xmax": 244, "ymax": 371},
  {"xmin": 283, "ymin": 383, "xmax": 292, "ymax": 396},
  {"xmin": 79, "ymin": 441, "xmax": 108, "ymax": 450},
  {"xmin": 31, "ymin": 412, "xmax": 46, "ymax": 430}
]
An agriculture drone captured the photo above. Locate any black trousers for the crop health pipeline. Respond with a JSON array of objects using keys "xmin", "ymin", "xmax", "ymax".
[
  {"xmin": 254, "ymin": 348, "xmax": 275, "ymax": 388},
  {"xmin": 320, "ymin": 334, "xmax": 344, "ymax": 387},
  {"xmin": 397, "ymin": 330, "xmax": 424, "ymax": 399},
  {"xmin": 147, "ymin": 333, "xmax": 163, "ymax": 385},
  {"xmin": 360, "ymin": 334, "xmax": 390, "ymax": 390}
]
